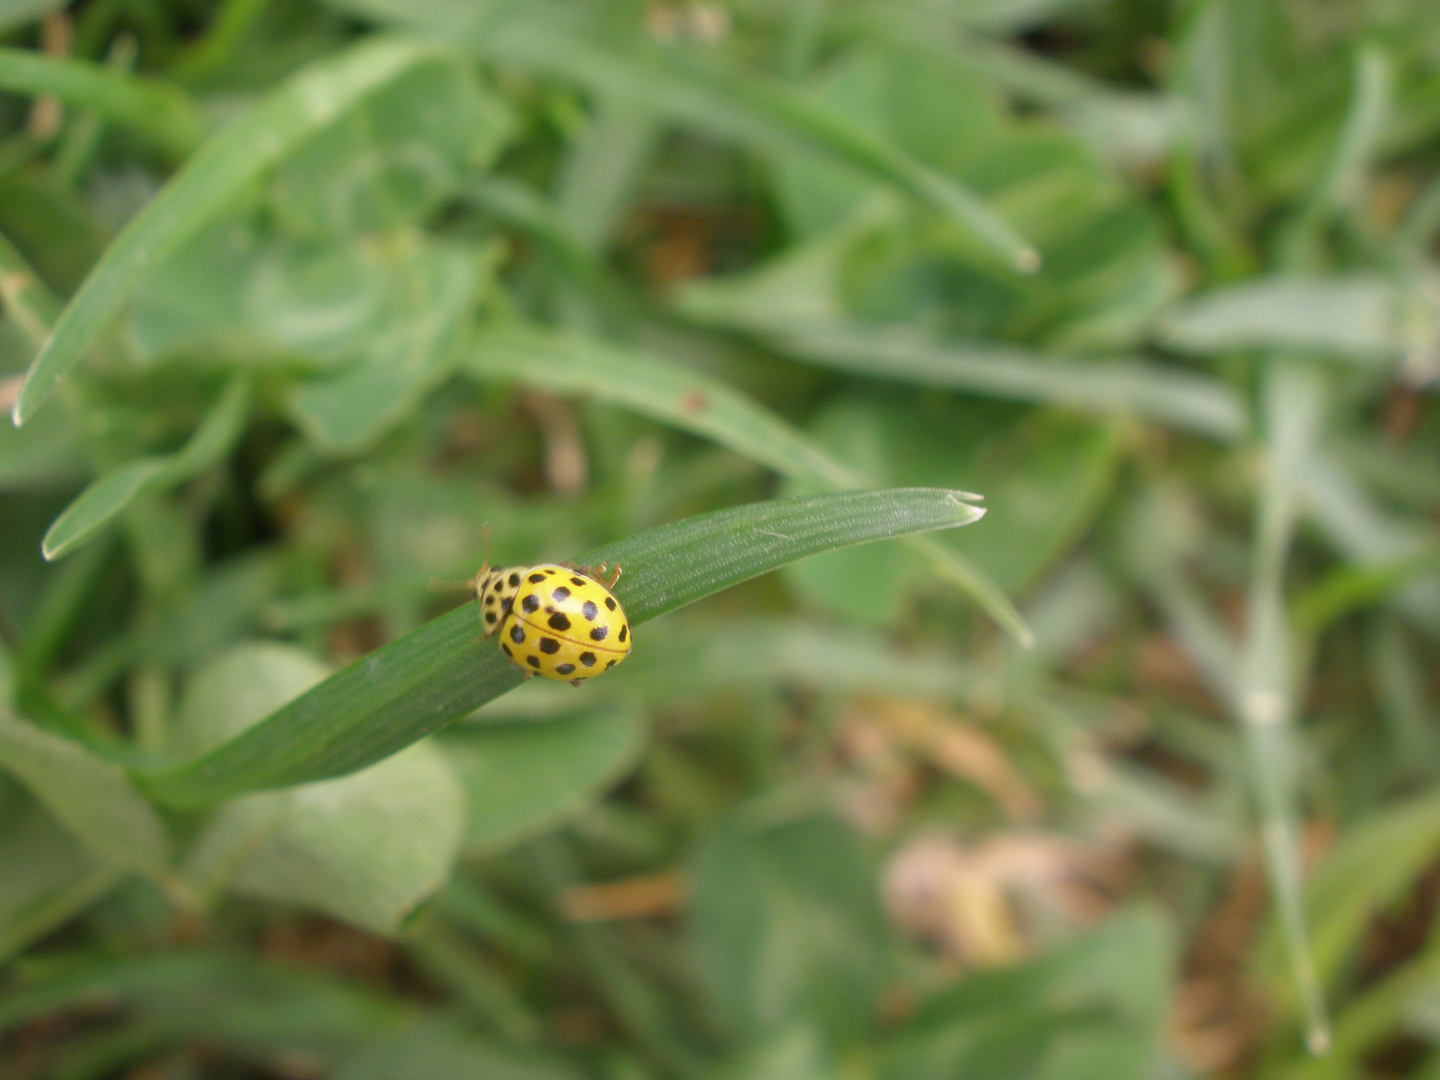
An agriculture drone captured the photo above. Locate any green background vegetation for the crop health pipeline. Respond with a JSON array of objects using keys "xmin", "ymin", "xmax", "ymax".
[{"xmin": 1, "ymin": 0, "xmax": 1438, "ymax": 1077}]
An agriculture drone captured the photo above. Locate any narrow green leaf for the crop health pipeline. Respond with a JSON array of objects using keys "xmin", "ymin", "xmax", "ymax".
[
  {"xmin": 1158, "ymin": 275, "xmax": 1404, "ymax": 363},
  {"xmin": 41, "ymin": 377, "xmax": 251, "ymax": 560},
  {"xmin": 765, "ymin": 325, "xmax": 1248, "ymax": 440},
  {"xmin": 40, "ymin": 458, "xmax": 168, "ymax": 560},
  {"xmin": 1273, "ymin": 787, "xmax": 1440, "ymax": 990},
  {"xmin": 473, "ymin": 13, "xmax": 1039, "ymax": 271},
  {"xmin": 467, "ymin": 325, "xmax": 865, "ymax": 489},
  {"xmin": 0, "ymin": 46, "xmax": 205, "ymax": 158},
  {"xmin": 12, "ymin": 36, "xmax": 437, "ymax": 425},
  {"xmin": 0, "ymin": 230, "xmax": 62, "ymax": 346},
  {"xmin": 0, "ymin": 951, "xmax": 406, "ymax": 1056},
  {"xmin": 0, "ymin": 711, "xmax": 169, "ymax": 875},
  {"xmin": 1239, "ymin": 363, "xmax": 1331, "ymax": 1054},
  {"xmin": 465, "ymin": 326, "xmax": 1031, "ymax": 644},
  {"xmin": 136, "ymin": 488, "xmax": 984, "ymax": 807}
]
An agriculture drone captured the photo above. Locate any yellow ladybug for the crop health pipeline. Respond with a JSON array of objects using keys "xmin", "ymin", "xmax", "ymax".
[{"xmin": 473, "ymin": 562, "xmax": 630, "ymax": 685}]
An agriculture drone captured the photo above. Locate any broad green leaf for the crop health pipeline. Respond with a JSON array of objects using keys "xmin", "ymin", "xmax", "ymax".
[
  {"xmin": 0, "ymin": 711, "xmax": 168, "ymax": 875},
  {"xmin": 41, "ymin": 377, "xmax": 251, "ymax": 559},
  {"xmin": 271, "ymin": 58, "xmax": 515, "ymax": 236},
  {"xmin": 690, "ymin": 814, "xmax": 886, "ymax": 1040},
  {"xmin": 128, "ymin": 221, "xmax": 419, "ymax": 364},
  {"xmin": 948, "ymin": 414, "xmax": 1123, "ymax": 595},
  {"xmin": 444, "ymin": 703, "xmax": 646, "ymax": 854},
  {"xmin": 715, "ymin": 1028, "xmax": 837, "ymax": 1080},
  {"xmin": 189, "ymin": 742, "xmax": 464, "ymax": 934},
  {"xmin": 12, "ymin": 36, "xmax": 439, "ymax": 425},
  {"xmin": 288, "ymin": 239, "xmax": 498, "ymax": 451},
  {"xmin": 881, "ymin": 907, "xmax": 1173, "ymax": 1080},
  {"xmin": 179, "ymin": 643, "xmax": 464, "ymax": 934},
  {"xmin": 136, "ymin": 488, "xmax": 984, "ymax": 807},
  {"xmin": 0, "ymin": 46, "xmax": 205, "ymax": 158}
]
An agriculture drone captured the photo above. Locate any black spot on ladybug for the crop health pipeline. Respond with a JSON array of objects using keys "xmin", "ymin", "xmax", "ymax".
[
  {"xmin": 508, "ymin": 572, "xmax": 521, "ymax": 587},
  {"xmin": 605, "ymin": 659, "xmax": 616, "ymax": 669},
  {"xmin": 589, "ymin": 626, "xmax": 608, "ymax": 642},
  {"xmin": 528, "ymin": 572, "xmax": 546, "ymax": 584},
  {"xmin": 509, "ymin": 625, "xmax": 525, "ymax": 644},
  {"xmin": 571, "ymin": 576, "xmax": 586, "ymax": 587},
  {"xmin": 618, "ymin": 624, "xmax": 628, "ymax": 643},
  {"xmin": 555, "ymin": 663, "xmax": 575, "ymax": 675},
  {"xmin": 502, "ymin": 598, "xmax": 513, "ymax": 614},
  {"xmin": 548, "ymin": 613, "xmax": 571, "ymax": 631},
  {"xmin": 502, "ymin": 643, "xmax": 513, "ymax": 657},
  {"xmin": 538, "ymin": 637, "xmax": 560, "ymax": 654},
  {"xmin": 604, "ymin": 597, "xmax": 616, "ymax": 611},
  {"xmin": 552, "ymin": 586, "xmax": 570, "ymax": 602},
  {"xmin": 579, "ymin": 652, "xmax": 596, "ymax": 667},
  {"xmin": 527, "ymin": 655, "xmax": 540, "ymax": 668},
  {"xmin": 485, "ymin": 594, "xmax": 496, "ymax": 606},
  {"xmin": 485, "ymin": 612, "xmax": 497, "ymax": 625},
  {"xmin": 522, "ymin": 594, "xmax": 540, "ymax": 613},
  {"xmin": 581, "ymin": 600, "xmax": 597, "ymax": 620}
]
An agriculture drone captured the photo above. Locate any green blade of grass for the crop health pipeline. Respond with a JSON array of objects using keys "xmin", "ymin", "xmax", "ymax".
[
  {"xmin": 0, "ymin": 229, "xmax": 62, "ymax": 345},
  {"xmin": 765, "ymin": 325, "xmax": 1248, "ymax": 440},
  {"xmin": 468, "ymin": 325, "xmax": 864, "ymax": 489},
  {"xmin": 11, "ymin": 36, "xmax": 437, "ymax": 426},
  {"xmin": 1239, "ymin": 362, "xmax": 1330, "ymax": 1055},
  {"xmin": 41, "ymin": 377, "xmax": 251, "ymax": 560},
  {"xmin": 135, "ymin": 488, "xmax": 984, "ymax": 807},
  {"xmin": 466, "ymin": 325, "xmax": 1031, "ymax": 644},
  {"xmin": 0, "ymin": 46, "xmax": 206, "ymax": 159},
  {"xmin": 473, "ymin": 13, "xmax": 1038, "ymax": 272}
]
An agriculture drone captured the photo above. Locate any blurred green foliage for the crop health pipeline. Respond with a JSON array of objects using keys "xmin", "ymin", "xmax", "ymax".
[{"xmin": 0, "ymin": 1, "xmax": 1438, "ymax": 1078}]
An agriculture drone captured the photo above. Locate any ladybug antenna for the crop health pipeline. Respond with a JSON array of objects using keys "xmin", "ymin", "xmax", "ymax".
[
  {"xmin": 428, "ymin": 575, "xmax": 474, "ymax": 593},
  {"xmin": 465, "ymin": 521, "xmax": 494, "ymax": 597},
  {"xmin": 430, "ymin": 522, "xmax": 495, "ymax": 597}
]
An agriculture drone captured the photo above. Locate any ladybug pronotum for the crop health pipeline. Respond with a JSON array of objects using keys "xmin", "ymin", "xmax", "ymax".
[{"xmin": 473, "ymin": 562, "xmax": 630, "ymax": 685}]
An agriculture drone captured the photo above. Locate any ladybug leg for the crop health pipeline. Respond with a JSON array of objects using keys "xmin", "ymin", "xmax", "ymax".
[
  {"xmin": 570, "ymin": 678, "xmax": 584, "ymax": 687},
  {"xmin": 582, "ymin": 562, "xmax": 622, "ymax": 588},
  {"xmin": 560, "ymin": 560, "xmax": 622, "ymax": 588}
]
